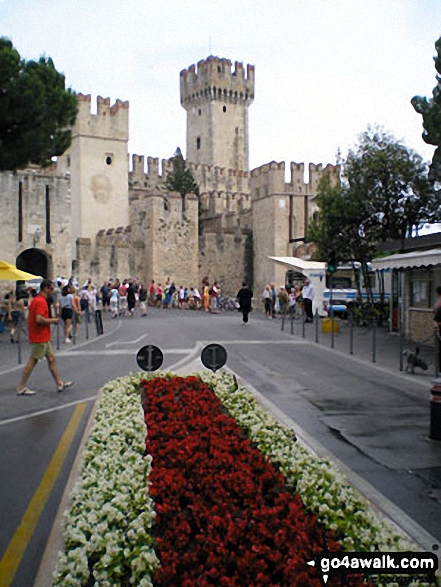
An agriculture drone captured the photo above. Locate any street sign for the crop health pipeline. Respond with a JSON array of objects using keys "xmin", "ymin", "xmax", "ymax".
[
  {"xmin": 136, "ymin": 345, "xmax": 163, "ymax": 372},
  {"xmin": 201, "ymin": 343, "xmax": 227, "ymax": 372}
]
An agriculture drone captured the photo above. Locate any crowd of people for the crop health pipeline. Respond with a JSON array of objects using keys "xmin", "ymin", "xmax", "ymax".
[
  {"xmin": 0, "ymin": 275, "xmax": 318, "ymax": 349},
  {"xmin": 0, "ymin": 276, "xmax": 230, "ymax": 344},
  {"xmin": 261, "ymin": 279, "xmax": 315, "ymax": 322}
]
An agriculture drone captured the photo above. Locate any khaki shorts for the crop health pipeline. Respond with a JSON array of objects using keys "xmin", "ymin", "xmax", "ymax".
[{"xmin": 30, "ymin": 342, "xmax": 54, "ymax": 361}]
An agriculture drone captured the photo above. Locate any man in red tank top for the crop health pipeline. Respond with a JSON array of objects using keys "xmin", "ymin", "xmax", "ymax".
[{"xmin": 16, "ymin": 279, "xmax": 73, "ymax": 395}]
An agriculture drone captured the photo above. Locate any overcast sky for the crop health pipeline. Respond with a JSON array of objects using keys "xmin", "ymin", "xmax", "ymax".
[{"xmin": 1, "ymin": 0, "xmax": 440, "ymax": 175}]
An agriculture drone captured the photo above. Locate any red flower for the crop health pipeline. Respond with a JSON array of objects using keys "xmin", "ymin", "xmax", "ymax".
[{"xmin": 140, "ymin": 376, "xmax": 366, "ymax": 586}]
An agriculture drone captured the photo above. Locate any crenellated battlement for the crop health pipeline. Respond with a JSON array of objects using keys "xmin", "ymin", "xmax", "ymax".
[
  {"xmin": 73, "ymin": 94, "xmax": 129, "ymax": 140},
  {"xmin": 180, "ymin": 55, "xmax": 255, "ymax": 107},
  {"xmin": 129, "ymin": 154, "xmax": 251, "ymax": 195}
]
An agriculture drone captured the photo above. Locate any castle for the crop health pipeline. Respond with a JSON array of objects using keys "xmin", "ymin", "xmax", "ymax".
[{"xmin": 0, "ymin": 55, "xmax": 339, "ymax": 297}]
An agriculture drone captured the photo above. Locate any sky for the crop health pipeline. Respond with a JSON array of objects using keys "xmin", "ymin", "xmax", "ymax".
[{"xmin": 1, "ymin": 0, "xmax": 440, "ymax": 177}]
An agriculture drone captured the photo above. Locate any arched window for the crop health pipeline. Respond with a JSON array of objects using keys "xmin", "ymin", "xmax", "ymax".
[{"xmin": 196, "ymin": 137, "xmax": 201, "ymax": 150}]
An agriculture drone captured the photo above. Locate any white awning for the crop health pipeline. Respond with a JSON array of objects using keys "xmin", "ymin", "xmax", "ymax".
[
  {"xmin": 269, "ymin": 256, "xmax": 326, "ymax": 271},
  {"xmin": 371, "ymin": 248, "xmax": 441, "ymax": 270}
]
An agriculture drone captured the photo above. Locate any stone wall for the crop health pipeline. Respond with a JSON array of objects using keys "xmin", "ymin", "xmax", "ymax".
[
  {"xmin": 198, "ymin": 226, "xmax": 252, "ymax": 297},
  {"xmin": 0, "ymin": 167, "xmax": 72, "ymax": 278}
]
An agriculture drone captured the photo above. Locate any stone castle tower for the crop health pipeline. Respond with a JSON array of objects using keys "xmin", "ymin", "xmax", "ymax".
[
  {"xmin": 0, "ymin": 55, "xmax": 339, "ymax": 296},
  {"xmin": 56, "ymin": 94, "xmax": 130, "ymax": 251},
  {"xmin": 180, "ymin": 57, "xmax": 254, "ymax": 171}
]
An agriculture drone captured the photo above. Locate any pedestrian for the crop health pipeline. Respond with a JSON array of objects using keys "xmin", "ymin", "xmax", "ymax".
[
  {"xmin": 156, "ymin": 283, "xmax": 163, "ymax": 308},
  {"xmin": 262, "ymin": 285, "xmax": 271, "ymax": 318},
  {"xmin": 16, "ymin": 279, "xmax": 72, "ymax": 396},
  {"xmin": 211, "ymin": 282, "xmax": 220, "ymax": 313},
  {"xmin": 237, "ymin": 281, "xmax": 253, "ymax": 324},
  {"xmin": 127, "ymin": 282, "xmax": 136, "ymax": 316},
  {"xmin": 109, "ymin": 285, "xmax": 119, "ymax": 318},
  {"xmin": 178, "ymin": 285, "xmax": 185, "ymax": 309},
  {"xmin": 203, "ymin": 282, "xmax": 210, "ymax": 312},
  {"xmin": 139, "ymin": 283, "xmax": 148, "ymax": 316},
  {"xmin": 277, "ymin": 286, "xmax": 289, "ymax": 317},
  {"xmin": 60, "ymin": 285, "xmax": 75, "ymax": 343},
  {"xmin": 148, "ymin": 280, "xmax": 156, "ymax": 306},
  {"xmin": 100, "ymin": 281, "xmax": 111, "ymax": 311},
  {"xmin": 7, "ymin": 291, "xmax": 25, "ymax": 343},
  {"xmin": 302, "ymin": 278, "xmax": 315, "ymax": 323},
  {"xmin": 270, "ymin": 283, "xmax": 277, "ymax": 318},
  {"xmin": 118, "ymin": 280, "xmax": 128, "ymax": 316}
]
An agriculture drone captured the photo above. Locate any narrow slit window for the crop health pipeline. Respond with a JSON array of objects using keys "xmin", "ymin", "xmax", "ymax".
[
  {"xmin": 45, "ymin": 185, "xmax": 51, "ymax": 243},
  {"xmin": 18, "ymin": 182, "xmax": 23, "ymax": 242}
]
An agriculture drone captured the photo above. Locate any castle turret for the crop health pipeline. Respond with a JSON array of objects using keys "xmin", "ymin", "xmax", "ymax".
[
  {"xmin": 57, "ymin": 94, "xmax": 130, "ymax": 249},
  {"xmin": 180, "ymin": 56, "xmax": 254, "ymax": 172}
]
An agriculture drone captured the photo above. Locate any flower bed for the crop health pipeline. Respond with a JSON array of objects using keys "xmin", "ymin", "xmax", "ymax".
[
  {"xmin": 142, "ymin": 375, "xmax": 360, "ymax": 586},
  {"xmin": 53, "ymin": 372, "xmax": 438, "ymax": 587}
]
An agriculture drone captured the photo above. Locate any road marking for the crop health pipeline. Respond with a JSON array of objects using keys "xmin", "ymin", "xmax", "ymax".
[
  {"xmin": 0, "ymin": 320, "xmax": 122, "ymax": 377},
  {"xmin": 57, "ymin": 348, "xmax": 190, "ymax": 357},
  {"xmin": 0, "ymin": 403, "xmax": 87, "ymax": 587},
  {"xmin": 0, "ymin": 396, "xmax": 96, "ymax": 427},
  {"xmin": 106, "ymin": 333, "xmax": 149, "ymax": 348}
]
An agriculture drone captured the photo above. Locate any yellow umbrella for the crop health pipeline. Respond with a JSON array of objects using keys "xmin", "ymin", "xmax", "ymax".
[{"xmin": 0, "ymin": 260, "xmax": 42, "ymax": 281}]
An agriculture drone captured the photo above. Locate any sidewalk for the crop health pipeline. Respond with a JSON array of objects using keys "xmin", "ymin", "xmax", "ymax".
[{"xmin": 256, "ymin": 311, "xmax": 438, "ymax": 384}]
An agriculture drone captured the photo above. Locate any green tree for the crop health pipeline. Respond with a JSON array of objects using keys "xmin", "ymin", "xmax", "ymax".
[
  {"xmin": 412, "ymin": 37, "xmax": 441, "ymax": 182},
  {"xmin": 164, "ymin": 147, "xmax": 201, "ymax": 222},
  {"xmin": 344, "ymin": 127, "xmax": 436, "ymax": 242},
  {"xmin": 0, "ymin": 37, "xmax": 78, "ymax": 171},
  {"xmin": 307, "ymin": 128, "xmax": 438, "ymax": 301}
]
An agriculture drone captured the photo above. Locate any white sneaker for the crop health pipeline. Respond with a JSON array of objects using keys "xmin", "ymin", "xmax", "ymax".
[{"xmin": 65, "ymin": 338, "xmax": 71, "ymax": 344}]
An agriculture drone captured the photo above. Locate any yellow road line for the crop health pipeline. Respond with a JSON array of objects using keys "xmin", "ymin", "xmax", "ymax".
[{"xmin": 0, "ymin": 402, "xmax": 87, "ymax": 587}]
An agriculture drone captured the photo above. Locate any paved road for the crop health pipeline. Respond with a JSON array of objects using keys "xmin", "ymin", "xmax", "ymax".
[{"xmin": 0, "ymin": 308, "xmax": 440, "ymax": 586}]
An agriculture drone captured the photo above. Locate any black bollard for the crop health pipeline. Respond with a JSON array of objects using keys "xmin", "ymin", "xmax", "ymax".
[
  {"xmin": 430, "ymin": 380, "xmax": 441, "ymax": 441},
  {"xmin": 372, "ymin": 318, "xmax": 377, "ymax": 363},
  {"xmin": 349, "ymin": 313, "xmax": 354, "ymax": 355},
  {"xmin": 95, "ymin": 310, "xmax": 104, "ymax": 335}
]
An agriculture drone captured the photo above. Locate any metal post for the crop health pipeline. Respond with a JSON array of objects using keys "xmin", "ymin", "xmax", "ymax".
[
  {"xmin": 290, "ymin": 307, "xmax": 294, "ymax": 335},
  {"xmin": 72, "ymin": 312, "xmax": 76, "ymax": 345},
  {"xmin": 349, "ymin": 312, "xmax": 354, "ymax": 355},
  {"xmin": 16, "ymin": 315, "xmax": 22, "ymax": 365},
  {"xmin": 281, "ymin": 305, "xmax": 286, "ymax": 331},
  {"xmin": 372, "ymin": 317, "xmax": 377, "ymax": 363},
  {"xmin": 302, "ymin": 308, "xmax": 306, "ymax": 338},
  {"xmin": 399, "ymin": 270, "xmax": 405, "ymax": 372},
  {"xmin": 330, "ymin": 281, "xmax": 335, "ymax": 349},
  {"xmin": 56, "ymin": 319, "xmax": 60, "ymax": 350},
  {"xmin": 315, "ymin": 309, "xmax": 319, "ymax": 343},
  {"xmin": 435, "ymin": 332, "xmax": 440, "ymax": 379},
  {"xmin": 95, "ymin": 310, "xmax": 103, "ymax": 335},
  {"xmin": 85, "ymin": 312, "xmax": 89, "ymax": 340},
  {"xmin": 331, "ymin": 309, "xmax": 335, "ymax": 349}
]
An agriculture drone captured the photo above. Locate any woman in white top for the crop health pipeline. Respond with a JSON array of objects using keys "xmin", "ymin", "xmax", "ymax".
[
  {"xmin": 60, "ymin": 285, "xmax": 74, "ymax": 343},
  {"xmin": 109, "ymin": 287, "xmax": 119, "ymax": 318}
]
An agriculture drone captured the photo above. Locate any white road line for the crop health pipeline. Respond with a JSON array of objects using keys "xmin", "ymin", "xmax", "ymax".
[
  {"xmin": 0, "ymin": 395, "xmax": 97, "ymax": 426},
  {"xmin": 57, "ymin": 348, "xmax": 190, "ymax": 357},
  {"xmin": 106, "ymin": 334, "xmax": 149, "ymax": 348}
]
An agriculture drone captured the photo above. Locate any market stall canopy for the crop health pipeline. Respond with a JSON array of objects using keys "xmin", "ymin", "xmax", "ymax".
[
  {"xmin": 0, "ymin": 260, "xmax": 42, "ymax": 281},
  {"xmin": 371, "ymin": 249, "xmax": 441, "ymax": 271},
  {"xmin": 269, "ymin": 256, "xmax": 326, "ymax": 271}
]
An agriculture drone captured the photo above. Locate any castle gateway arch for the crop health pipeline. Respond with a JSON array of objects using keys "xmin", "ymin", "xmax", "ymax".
[{"xmin": 16, "ymin": 248, "xmax": 52, "ymax": 279}]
